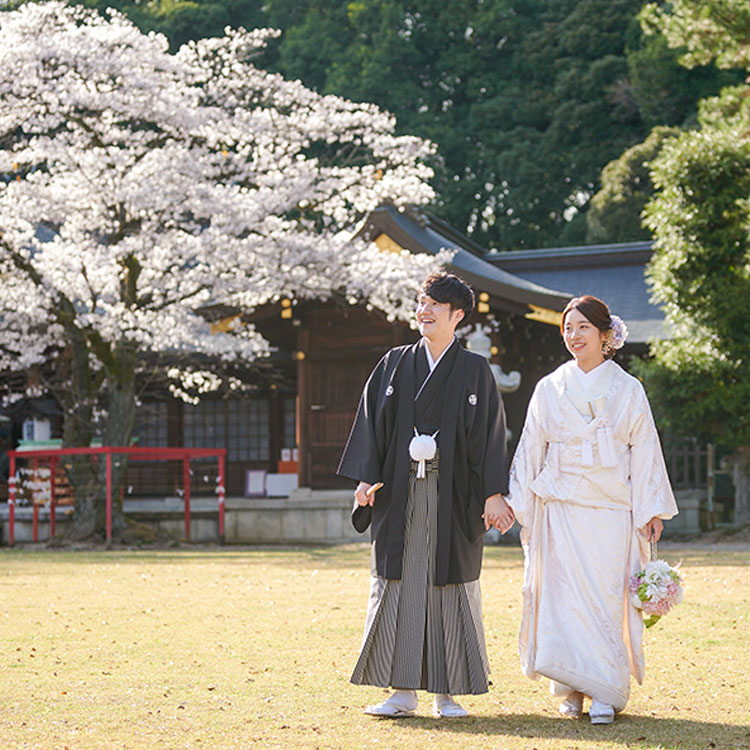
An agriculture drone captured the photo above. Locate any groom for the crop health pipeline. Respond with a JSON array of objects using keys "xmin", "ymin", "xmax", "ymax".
[{"xmin": 338, "ymin": 271, "xmax": 514, "ymax": 718}]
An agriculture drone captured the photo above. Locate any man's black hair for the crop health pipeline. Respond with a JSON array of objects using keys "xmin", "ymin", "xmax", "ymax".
[{"xmin": 419, "ymin": 272, "xmax": 475, "ymax": 320}]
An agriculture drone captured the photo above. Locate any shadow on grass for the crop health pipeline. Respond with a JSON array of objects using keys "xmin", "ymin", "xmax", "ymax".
[{"xmin": 396, "ymin": 713, "xmax": 750, "ymax": 749}]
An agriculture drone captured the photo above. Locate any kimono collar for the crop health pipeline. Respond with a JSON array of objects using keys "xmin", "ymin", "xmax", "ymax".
[
  {"xmin": 563, "ymin": 360, "xmax": 616, "ymax": 422},
  {"xmin": 572, "ymin": 359, "xmax": 612, "ymax": 389},
  {"xmin": 415, "ymin": 337, "xmax": 457, "ymax": 402},
  {"xmin": 423, "ymin": 336, "xmax": 456, "ymax": 372}
]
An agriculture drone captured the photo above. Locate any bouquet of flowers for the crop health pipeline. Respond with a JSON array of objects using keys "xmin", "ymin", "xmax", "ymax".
[{"xmin": 629, "ymin": 558, "xmax": 683, "ymax": 628}]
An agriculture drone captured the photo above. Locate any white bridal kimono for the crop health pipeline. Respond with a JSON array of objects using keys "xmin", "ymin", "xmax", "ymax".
[{"xmin": 509, "ymin": 360, "xmax": 678, "ymax": 711}]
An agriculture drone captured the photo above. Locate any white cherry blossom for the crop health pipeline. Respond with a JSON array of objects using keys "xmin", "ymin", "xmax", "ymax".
[{"xmin": 0, "ymin": 2, "xmax": 448, "ymax": 408}]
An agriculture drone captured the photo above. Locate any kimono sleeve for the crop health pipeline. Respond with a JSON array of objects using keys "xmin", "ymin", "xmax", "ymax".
[
  {"xmin": 628, "ymin": 384, "xmax": 679, "ymax": 531},
  {"xmin": 336, "ymin": 355, "xmax": 388, "ymax": 486},
  {"xmin": 508, "ymin": 382, "xmax": 548, "ymax": 530},
  {"xmin": 478, "ymin": 359, "xmax": 510, "ymax": 498}
]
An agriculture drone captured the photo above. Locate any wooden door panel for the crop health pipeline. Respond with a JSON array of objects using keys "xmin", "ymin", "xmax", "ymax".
[
  {"xmin": 298, "ymin": 303, "xmax": 416, "ymax": 489},
  {"xmin": 308, "ymin": 358, "xmax": 375, "ymax": 488}
]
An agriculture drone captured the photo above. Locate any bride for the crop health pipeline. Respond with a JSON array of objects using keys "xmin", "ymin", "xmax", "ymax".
[{"xmin": 506, "ymin": 295, "xmax": 678, "ymax": 724}]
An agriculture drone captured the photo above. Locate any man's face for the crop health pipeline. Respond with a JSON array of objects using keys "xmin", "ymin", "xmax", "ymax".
[{"xmin": 416, "ymin": 293, "xmax": 464, "ymax": 341}]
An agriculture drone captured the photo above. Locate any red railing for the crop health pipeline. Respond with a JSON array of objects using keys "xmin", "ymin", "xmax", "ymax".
[{"xmin": 6, "ymin": 446, "xmax": 227, "ymax": 546}]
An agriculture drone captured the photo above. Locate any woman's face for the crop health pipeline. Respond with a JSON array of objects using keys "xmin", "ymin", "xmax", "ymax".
[{"xmin": 563, "ymin": 308, "xmax": 606, "ymax": 369}]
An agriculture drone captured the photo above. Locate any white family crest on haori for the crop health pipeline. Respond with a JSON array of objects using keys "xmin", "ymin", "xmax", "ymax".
[
  {"xmin": 468, "ymin": 393, "xmax": 478, "ymax": 405},
  {"xmin": 409, "ymin": 428, "xmax": 438, "ymax": 479}
]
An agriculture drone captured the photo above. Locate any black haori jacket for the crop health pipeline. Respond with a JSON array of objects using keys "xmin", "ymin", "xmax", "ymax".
[{"xmin": 337, "ymin": 339, "xmax": 509, "ymax": 586}]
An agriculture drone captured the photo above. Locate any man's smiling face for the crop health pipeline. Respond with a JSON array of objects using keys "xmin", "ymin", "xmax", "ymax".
[{"xmin": 416, "ymin": 293, "xmax": 464, "ymax": 341}]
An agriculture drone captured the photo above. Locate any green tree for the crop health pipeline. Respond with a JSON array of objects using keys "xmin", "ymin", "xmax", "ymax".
[
  {"xmin": 640, "ymin": 0, "xmax": 750, "ymax": 70},
  {"xmin": 51, "ymin": 0, "xmax": 267, "ymax": 50},
  {"xmin": 586, "ymin": 126, "xmax": 680, "ymax": 244},
  {"xmin": 9, "ymin": 0, "xmax": 733, "ymax": 250},
  {"xmin": 627, "ymin": 32, "xmax": 742, "ymax": 129},
  {"xmin": 263, "ymin": 0, "xmax": 650, "ymax": 250},
  {"xmin": 636, "ymin": 0, "xmax": 750, "ymax": 525},
  {"xmin": 259, "ymin": 0, "xmax": 736, "ymax": 250}
]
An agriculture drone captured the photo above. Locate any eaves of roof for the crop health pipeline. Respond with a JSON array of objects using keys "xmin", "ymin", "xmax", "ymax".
[
  {"xmin": 361, "ymin": 206, "xmax": 570, "ymax": 313},
  {"xmin": 486, "ymin": 241, "xmax": 654, "ymax": 271}
]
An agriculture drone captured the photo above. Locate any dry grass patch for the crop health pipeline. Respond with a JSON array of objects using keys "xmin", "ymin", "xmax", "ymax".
[{"xmin": 0, "ymin": 542, "xmax": 748, "ymax": 749}]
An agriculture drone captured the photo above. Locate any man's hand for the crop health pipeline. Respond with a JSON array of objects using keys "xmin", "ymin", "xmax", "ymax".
[
  {"xmin": 355, "ymin": 481, "xmax": 376, "ymax": 507},
  {"xmin": 644, "ymin": 516, "xmax": 663, "ymax": 543},
  {"xmin": 483, "ymin": 493, "xmax": 515, "ymax": 533}
]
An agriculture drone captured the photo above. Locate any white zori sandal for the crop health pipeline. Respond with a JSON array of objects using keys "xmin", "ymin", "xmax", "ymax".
[
  {"xmin": 589, "ymin": 699, "xmax": 615, "ymax": 725},
  {"xmin": 364, "ymin": 690, "xmax": 417, "ymax": 717},
  {"xmin": 558, "ymin": 691, "xmax": 584, "ymax": 718},
  {"xmin": 433, "ymin": 694, "xmax": 468, "ymax": 718}
]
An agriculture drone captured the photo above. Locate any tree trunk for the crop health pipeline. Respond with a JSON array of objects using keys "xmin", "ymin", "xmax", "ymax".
[
  {"xmin": 61, "ymin": 326, "xmax": 99, "ymax": 540},
  {"xmin": 101, "ymin": 344, "xmax": 138, "ymax": 537},
  {"xmin": 727, "ymin": 447, "xmax": 750, "ymax": 528},
  {"xmin": 60, "ymin": 331, "xmax": 137, "ymax": 541}
]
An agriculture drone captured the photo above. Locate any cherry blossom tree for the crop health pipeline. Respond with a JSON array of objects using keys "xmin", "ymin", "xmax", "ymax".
[{"xmin": 0, "ymin": 2, "xmax": 445, "ymax": 537}]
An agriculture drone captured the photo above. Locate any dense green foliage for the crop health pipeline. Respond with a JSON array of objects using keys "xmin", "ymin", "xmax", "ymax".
[
  {"xmin": 634, "ymin": 0, "xmax": 750, "ymax": 452},
  {"xmin": 586, "ymin": 126, "xmax": 680, "ymax": 244},
  {"xmin": 259, "ymin": 0, "xmax": 726, "ymax": 250},
  {"xmin": 588, "ymin": 19, "xmax": 740, "ymax": 244},
  {"xmin": 13, "ymin": 0, "xmax": 732, "ymax": 250},
  {"xmin": 640, "ymin": 0, "xmax": 750, "ymax": 70},
  {"xmin": 78, "ymin": 0, "xmax": 266, "ymax": 50},
  {"xmin": 636, "ymin": 122, "xmax": 750, "ymax": 444},
  {"xmin": 262, "ymin": 0, "xmax": 646, "ymax": 250}
]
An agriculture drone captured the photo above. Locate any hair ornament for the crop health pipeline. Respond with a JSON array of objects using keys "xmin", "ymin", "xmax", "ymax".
[{"xmin": 603, "ymin": 314, "xmax": 628, "ymax": 356}]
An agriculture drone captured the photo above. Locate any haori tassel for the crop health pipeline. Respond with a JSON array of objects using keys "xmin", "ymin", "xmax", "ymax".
[{"xmin": 409, "ymin": 428, "xmax": 438, "ymax": 479}]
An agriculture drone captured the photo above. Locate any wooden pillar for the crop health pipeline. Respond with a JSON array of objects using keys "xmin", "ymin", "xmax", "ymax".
[
  {"xmin": 49, "ymin": 457, "xmax": 57, "ymax": 539},
  {"xmin": 269, "ymin": 387, "xmax": 282, "ymax": 473},
  {"xmin": 297, "ymin": 326, "xmax": 311, "ymax": 488},
  {"xmin": 183, "ymin": 456, "xmax": 191, "ymax": 541},
  {"xmin": 105, "ymin": 451, "xmax": 112, "ymax": 547}
]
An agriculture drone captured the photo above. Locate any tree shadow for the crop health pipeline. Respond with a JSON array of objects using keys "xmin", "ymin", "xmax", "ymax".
[{"xmin": 399, "ymin": 712, "xmax": 750, "ymax": 749}]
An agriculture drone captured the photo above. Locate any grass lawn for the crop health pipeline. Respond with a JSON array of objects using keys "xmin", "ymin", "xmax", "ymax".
[{"xmin": 0, "ymin": 542, "xmax": 748, "ymax": 750}]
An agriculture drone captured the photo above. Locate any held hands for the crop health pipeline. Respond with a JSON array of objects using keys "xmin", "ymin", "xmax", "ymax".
[
  {"xmin": 644, "ymin": 516, "xmax": 664, "ymax": 543},
  {"xmin": 483, "ymin": 493, "xmax": 515, "ymax": 534}
]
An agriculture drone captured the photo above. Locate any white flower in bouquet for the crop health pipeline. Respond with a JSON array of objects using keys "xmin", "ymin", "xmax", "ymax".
[{"xmin": 629, "ymin": 558, "xmax": 683, "ymax": 628}]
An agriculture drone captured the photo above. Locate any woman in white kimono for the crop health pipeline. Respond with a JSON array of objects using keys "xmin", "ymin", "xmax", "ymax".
[{"xmin": 506, "ymin": 295, "xmax": 678, "ymax": 724}]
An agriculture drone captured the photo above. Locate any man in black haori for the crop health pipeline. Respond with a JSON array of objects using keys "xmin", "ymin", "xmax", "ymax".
[{"xmin": 338, "ymin": 271, "xmax": 515, "ymax": 718}]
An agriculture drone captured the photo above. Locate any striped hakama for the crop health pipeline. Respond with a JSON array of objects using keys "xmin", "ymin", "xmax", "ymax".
[{"xmin": 351, "ymin": 456, "xmax": 490, "ymax": 695}]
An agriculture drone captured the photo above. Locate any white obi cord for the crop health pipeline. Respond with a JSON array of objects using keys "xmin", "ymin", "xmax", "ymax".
[
  {"xmin": 409, "ymin": 427, "xmax": 438, "ymax": 479},
  {"xmin": 575, "ymin": 420, "xmax": 618, "ymax": 468},
  {"xmin": 589, "ymin": 397, "xmax": 618, "ymax": 467},
  {"xmin": 596, "ymin": 422, "xmax": 618, "ymax": 466},
  {"xmin": 547, "ymin": 417, "xmax": 618, "ymax": 473}
]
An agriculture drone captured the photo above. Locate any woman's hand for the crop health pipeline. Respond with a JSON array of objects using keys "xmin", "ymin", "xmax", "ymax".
[
  {"xmin": 483, "ymin": 493, "xmax": 515, "ymax": 533},
  {"xmin": 644, "ymin": 516, "xmax": 664, "ymax": 543}
]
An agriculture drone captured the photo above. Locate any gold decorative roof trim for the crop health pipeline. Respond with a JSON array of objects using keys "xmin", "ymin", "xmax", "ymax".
[
  {"xmin": 374, "ymin": 233, "xmax": 404, "ymax": 254},
  {"xmin": 525, "ymin": 305, "xmax": 562, "ymax": 327}
]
